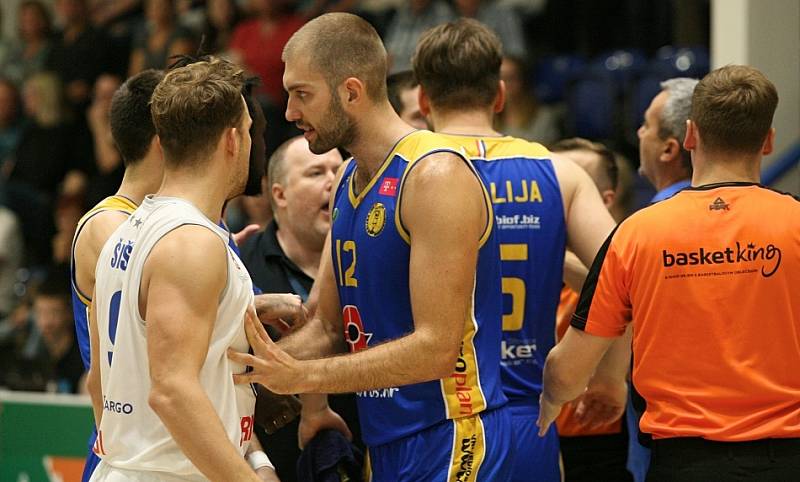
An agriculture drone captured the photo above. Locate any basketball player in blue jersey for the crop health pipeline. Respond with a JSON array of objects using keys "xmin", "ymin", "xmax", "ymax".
[
  {"xmin": 412, "ymin": 19, "xmax": 631, "ymax": 482},
  {"xmin": 70, "ymin": 69, "xmax": 166, "ymax": 482},
  {"xmin": 229, "ymin": 13, "xmax": 513, "ymax": 481}
]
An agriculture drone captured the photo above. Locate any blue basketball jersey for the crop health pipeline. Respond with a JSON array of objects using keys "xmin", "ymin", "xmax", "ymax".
[
  {"xmin": 70, "ymin": 195, "xmax": 138, "ymax": 370},
  {"xmin": 330, "ymin": 130, "xmax": 507, "ymax": 447},
  {"xmin": 440, "ymin": 135, "xmax": 566, "ymax": 404}
]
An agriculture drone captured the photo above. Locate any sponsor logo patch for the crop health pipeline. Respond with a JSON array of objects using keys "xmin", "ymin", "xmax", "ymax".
[
  {"xmin": 378, "ymin": 177, "xmax": 399, "ymax": 197},
  {"xmin": 365, "ymin": 202, "xmax": 386, "ymax": 237}
]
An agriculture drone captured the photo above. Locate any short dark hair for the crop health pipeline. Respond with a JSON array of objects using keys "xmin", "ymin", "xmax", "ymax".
[
  {"xmin": 150, "ymin": 57, "xmax": 245, "ymax": 167},
  {"xmin": 691, "ymin": 65, "xmax": 778, "ymax": 154},
  {"xmin": 413, "ymin": 18, "xmax": 502, "ymax": 112},
  {"xmin": 110, "ymin": 69, "xmax": 164, "ymax": 166},
  {"xmin": 550, "ymin": 137, "xmax": 619, "ymax": 192},
  {"xmin": 387, "ymin": 70, "xmax": 417, "ymax": 115},
  {"xmin": 283, "ymin": 13, "xmax": 388, "ymax": 101}
]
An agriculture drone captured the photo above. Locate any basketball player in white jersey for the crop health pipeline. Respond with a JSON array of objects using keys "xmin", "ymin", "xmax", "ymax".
[{"xmin": 87, "ymin": 58, "xmax": 265, "ymax": 481}]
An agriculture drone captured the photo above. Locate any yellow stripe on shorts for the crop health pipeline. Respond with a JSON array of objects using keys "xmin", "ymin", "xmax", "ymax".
[{"xmin": 447, "ymin": 414, "xmax": 486, "ymax": 482}]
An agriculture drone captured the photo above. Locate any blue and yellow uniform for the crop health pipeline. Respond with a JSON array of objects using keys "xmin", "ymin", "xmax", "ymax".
[
  {"xmin": 331, "ymin": 130, "xmax": 511, "ymax": 482},
  {"xmin": 70, "ymin": 194, "xmax": 138, "ymax": 482},
  {"xmin": 441, "ymin": 135, "xmax": 566, "ymax": 482}
]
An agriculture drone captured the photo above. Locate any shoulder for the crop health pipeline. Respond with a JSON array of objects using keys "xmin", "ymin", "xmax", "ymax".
[{"xmin": 148, "ymin": 224, "xmax": 227, "ymax": 274}]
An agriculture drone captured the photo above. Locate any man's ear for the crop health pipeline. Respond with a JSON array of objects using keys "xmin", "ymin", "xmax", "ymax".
[
  {"xmin": 225, "ymin": 127, "xmax": 239, "ymax": 158},
  {"xmin": 418, "ymin": 85, "xmax": 431, "ymax": 117},
  {"xmin": 342, "ymin": 77, "xmax": 365, "ymax": 105},
  {"xmin": 660, "ymin": 137, "xmax": 681, "ymax": 163},
  {"xmin": 271, "ymin": 182, "xmax": 287, "ymax": 210},
  {"xmin": 761, "ymin": 127, "xmax": 775, "ymax": 155},
  {"xmin": 493, "ymin": 80, "xmax": 506, "ymax": 114},
  {"xmin": 683, "ymin": 119, "xmax": 697, "ymax": 151}
]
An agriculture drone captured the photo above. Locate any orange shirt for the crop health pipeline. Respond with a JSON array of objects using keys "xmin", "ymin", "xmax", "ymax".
[
  {"xmin": 572, "ymin": 183, "xmax": 800, "ymax": 442},
  {"xmin": 555, "ymin": 286, "xmax": 623, "ymax": 436}
]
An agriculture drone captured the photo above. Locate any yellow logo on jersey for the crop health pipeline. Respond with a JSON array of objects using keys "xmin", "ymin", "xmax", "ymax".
[
  {"xmin": 365, "ymin": 202, "xmax": 386, "ymax": 237},
  {"xmin": 489, "ymin": 180, "xmax": 543, "ymax": 204}
]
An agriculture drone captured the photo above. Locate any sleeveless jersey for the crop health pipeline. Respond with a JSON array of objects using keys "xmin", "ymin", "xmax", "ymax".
[
  {"xmin": 440, "ymin": 135, "xmax": 566, "ymax": 405},
  {"xmin": 92, "ymin": 195, "xmax": 256, "ymax": 478},
  {"xmin": 331, "ymin": 130, "xmax": 507, "ymax": 447},
  {"xmin": 71, "ymin": 195, "xmax": 139, "ymax": 370}
]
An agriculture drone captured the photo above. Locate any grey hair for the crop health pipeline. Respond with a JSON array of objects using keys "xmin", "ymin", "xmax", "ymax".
[{"xmin": 659, "ymin": 77, "xmax": 699, "ymax": 171}]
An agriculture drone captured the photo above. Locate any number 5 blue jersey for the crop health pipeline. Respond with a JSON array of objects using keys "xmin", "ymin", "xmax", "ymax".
[
  {"xmin": 440, "ymin": 135, "xmax": 567, "ymax": 406},
  {"xmin": 330, "ymin": 130, "xmax": 507, "ymax": 447}
]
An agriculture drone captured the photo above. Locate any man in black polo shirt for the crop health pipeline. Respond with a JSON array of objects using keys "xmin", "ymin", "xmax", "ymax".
[{"xmin": 241, "ymin": 135, "xmax": 357, "ymax": 482}]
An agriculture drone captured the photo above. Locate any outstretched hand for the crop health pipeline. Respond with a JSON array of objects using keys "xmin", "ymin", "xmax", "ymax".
[
  {"xmin": 573, "ymin": 376, "xmax": 627, "ymax": 430},
  {"xmin": 298, "ymin": 406, "xmax": 352, "ymax": 449},
  {"xmin": 536, "ymin": 393, "xmax": 564, "ymax": 437},
  {"xmin": 232, "ymin": 224, "xmax": 261, "ymax": 247},
  {"xmin": 254, "ymin": 293, "xmax": 307, "ymax": 336},
  {"xmin": 228, "ymin": 308, "xmax": 308, "ymax": 395}
]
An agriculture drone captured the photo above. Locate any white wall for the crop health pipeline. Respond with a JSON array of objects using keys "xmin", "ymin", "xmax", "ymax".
[{"xmin": 711, "ymin": 0, "xmax": 800, "ymax": 193}]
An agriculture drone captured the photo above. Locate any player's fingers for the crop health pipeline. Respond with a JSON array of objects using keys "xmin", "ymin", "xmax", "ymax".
[
  {"xmin": 227, "ymin": 349, "xmax": 260, "ymax": 368},
  {"xmin": 232, "ymin": 224, "xmax": 260, "ymax": 246},
  {"xmin": 252, "ymin": 313, "xmax": 276, "ymax": 346},
  {"xmin": 232, "ymin": 372, "xmax": 256, "ymax": 385}
]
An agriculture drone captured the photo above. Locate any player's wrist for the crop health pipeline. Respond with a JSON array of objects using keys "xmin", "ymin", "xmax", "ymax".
[{"xmin": 247, "ymin": 450, "xmax": 274, "ymax": 471}]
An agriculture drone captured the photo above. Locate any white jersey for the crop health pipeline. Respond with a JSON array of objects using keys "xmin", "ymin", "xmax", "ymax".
[{"xmin": 91, "ymin": 195, "xmax": 256, "ymax": 480}]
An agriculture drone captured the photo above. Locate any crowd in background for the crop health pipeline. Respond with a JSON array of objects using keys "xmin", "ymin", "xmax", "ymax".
[{"xmin": 0, "ymin": 0, "xmax": 708, "ymax": 395}]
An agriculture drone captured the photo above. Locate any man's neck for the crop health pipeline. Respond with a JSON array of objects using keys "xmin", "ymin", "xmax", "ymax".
[
  {"xmin": 157, "ymin": 159, "xmax": 231, "ymax": 222},
  {"xmin": 275, "ymin": 224, "xmax": 322, "ymax": 279},
  {"xmin": 115, "ymin": 153, "xmax": 163, "ymax": 205},
  {"xmin": 347, "ymin": 103, "xmax": 415, "ymax": 183},
  {"xmin": 431, "ymin": 108, "xmax": 500, "ymax": 137},
  {"xmin": 691, "ymin": 151, "xmax": 761, "ymax": 186},
  {"xmin": 655, "ymin": 171, "xmax": 691, "ymax": 193}
]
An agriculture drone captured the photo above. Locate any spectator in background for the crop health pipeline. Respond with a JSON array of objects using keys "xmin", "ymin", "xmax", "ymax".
[
  {"xmin": 625, "ymin": 76, "xmax": 697, "ymax": 482},
  {"xmin": 0, "ymin": 1, "xmax": 52, "ymax": 86},
  {"xmin": 229, "ymin": 0, "xmax": 304, "ymax": 107},
  {"xmin": 198, "ymin": 0, "xmax": 241, "ymax": 55},
  {"xmin": 453, "ymin": 0, "xmax": 526, "ymax": 59},
  {"xmin": 89, "ymin": 0, "xmax": 143, "ymax": 31},
  {"xmin": 128, "ymin": 0, "xmax": 195, "ymax": 74},
  {"xmin": 550, "ymin": 137, "xmax": 632, "ymax": 482},
  {"xmin": 0, "ymin": 206, "xmax": 23, "ymax": 318},
  {"xmin": 84, "ymin": 74, "xmax": 124, "ymax": 208},
  {"xmin": 0, "ymin": 79, "xmax": 23, "ymax": 164},
  {"xmin": 47, "ymin": 0, "xmax": 113, "ymax": 110},
  {"xmin": 495, "ymin": 55, "xmax": 561, "ymax": 144},
  {"xmin": 638, "ymin": 77, "xmax": 698, "ymax": 203},
  {"xmin": 387, "ymin": 70, "xmax": 428, "ymax": 130},
  {"xmin": 384, "ymin": 0, "xmax": 454, "ymax": 73},
  {"xmin": 240, "ymin": 136, "xmax": 357, "ymax": 482},
  {"xmin": 3, "ymin": 270, "xmax": 83, "ymax": 393},
  {"xmin": 5, "ymin": 72, "xmax": 89, "ymax": 267}
]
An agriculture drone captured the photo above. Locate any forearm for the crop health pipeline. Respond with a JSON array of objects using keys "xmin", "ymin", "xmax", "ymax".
[
  {"xmin": 87, "ymin": 366, "xmax": 103, "ymax": 427},
  {"xmin": 542, "ymin": 344, "xmax": 595, "ymax": 405},
  {"xmin": 299, "ymin": 332, "xmax": 453, "ymax": 394},
  {"xmin": 563, "ymin": 250, "xmax": 589, "ymax": 293},
  {"xmin": 149, "ymin": 380, "xmax": 258, "ymax": 482},
  {"xmin": 593, "ymin": 325, "xmax": 632, "ymax": 382},
  {"xmin": 278, "ymin": 316, "xmax": 345, "ymax": 359}
]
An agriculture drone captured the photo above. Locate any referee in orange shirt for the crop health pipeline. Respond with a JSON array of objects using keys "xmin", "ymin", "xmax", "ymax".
[{"xmin": 537, "ymin": 65, "xmax": 800, "ymax": 481}]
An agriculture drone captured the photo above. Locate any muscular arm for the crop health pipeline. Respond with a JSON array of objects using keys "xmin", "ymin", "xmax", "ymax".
[
  {"xmin": 73, "ymin": 211, "xmax": 130, "ymax": 302},
  {"xmin": 276, "ymin": 230, "xmax": 346, "ymax": 359},
  {"xmin": 552, "ymin": 153, "xmax": 616, "ymax": 268},
  {"xmin": 144, "ymin": 226, "xmax": 258, "ymax": 482},
  {"xmin": 87, "ymin": 286, "xmax": 103, "ymax": 427},
  {"xmin": 233, "ymin": 152, "xmax": 486, "ymax": 394}
]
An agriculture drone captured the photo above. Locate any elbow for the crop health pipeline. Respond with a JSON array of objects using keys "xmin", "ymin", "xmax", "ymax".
[
  {"xmin": 148, "ymin": 381, "xmax": 181, "ymax": 418},
  {"xmin": 543, "ymin": 350, "xmax": 585, "ymax": 403},
  {"xmin": 430, "ymin": 340, "xmax": 461, "ymax": 381}
]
